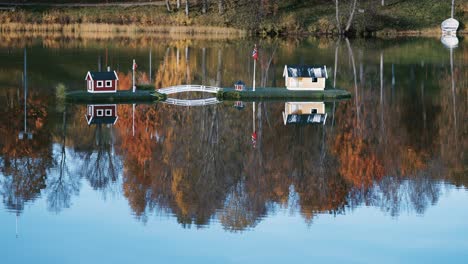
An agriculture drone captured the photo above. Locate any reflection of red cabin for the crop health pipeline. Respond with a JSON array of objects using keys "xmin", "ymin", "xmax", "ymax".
[
  {"xmin": 85, "ymin": 71, "xmax": 119, "ymax": 93},
  {"xmin": 85, "ymin": 104, "xmax": 118, "ymax": 125}
]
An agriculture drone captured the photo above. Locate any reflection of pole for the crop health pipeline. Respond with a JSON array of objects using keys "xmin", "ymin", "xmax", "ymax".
[
  {"xmin": 252, "ymin": 102, "xmax": 256, "ymax": 133},
  {"xmin": 380, "ymin": 52, "xmax": 384, "ymax": 138},
  {"xmin": 24, "ymin": 48, "xmax": 27, "ymax": 134},
  {"xmin": 16, "ymin": 212, "xmax": 18, "ymax": 238},
  {"xmin": 450, "ymin": 48, "xmax": 457, "ymax": 133},
  {"xmin": 132, "ymin": 104, "xmax": 135, "ymax": 137},
  {"xmin": 391, "ymin": 63, "xmax": 395, "ymax": 102}
]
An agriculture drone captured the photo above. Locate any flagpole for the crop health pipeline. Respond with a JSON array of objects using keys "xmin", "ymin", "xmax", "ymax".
[
  {"xmin": 132, "ymin": 59, "xmax": 136, "ymax": 93},
  {"xmin": 253, "ymin": 59, "xmax": 256, "ymax": 92}
]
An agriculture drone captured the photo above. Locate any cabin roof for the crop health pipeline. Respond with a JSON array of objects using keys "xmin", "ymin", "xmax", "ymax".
[
  {"xmin": 86, "ymin": 71, "xmax": 118, "ymax": 81},
  {"xmin": 235, "ymin": 80, "xmax": 245, "ymax": 85},
  {"xmin": 283, "ymin": 65, "xmax": 328, "ymax": 79},
  {"xmin": 283, "ymin": 113, "xmax": 327, "ymax": 125}
]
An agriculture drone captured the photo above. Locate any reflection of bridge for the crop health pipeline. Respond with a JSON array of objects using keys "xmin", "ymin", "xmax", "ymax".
[{"xmin": 158, "ymin": 85, "xmax": 221, "ymax": 106}]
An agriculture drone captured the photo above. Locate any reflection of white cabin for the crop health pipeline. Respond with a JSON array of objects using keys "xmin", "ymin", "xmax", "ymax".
[
  {"xmin": 283, "ymin": 65, "xmax": 328, "ymax": 90},
  {"xmin": 282, "ymin": 102, "xmax": 327, "ymax": 125},
  {"xmin": 85, "ymin": 104, "xmax": 118, "ymax": 125}
]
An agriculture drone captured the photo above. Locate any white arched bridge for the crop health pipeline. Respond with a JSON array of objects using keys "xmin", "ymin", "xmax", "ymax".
[{"xmin": 158, "ymin": 85, "xmax": 221, "ymax": 106}]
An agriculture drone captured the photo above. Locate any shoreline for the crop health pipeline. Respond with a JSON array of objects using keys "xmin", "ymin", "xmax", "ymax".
[{"xmin": 1, "ymin": 22, "xmax": 465, "ymax": 38}]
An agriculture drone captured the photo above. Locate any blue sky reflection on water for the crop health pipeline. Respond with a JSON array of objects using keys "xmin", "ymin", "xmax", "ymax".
[{"xmin": 0, "ymin": 179, "xmax": 467, "ymax": 264}]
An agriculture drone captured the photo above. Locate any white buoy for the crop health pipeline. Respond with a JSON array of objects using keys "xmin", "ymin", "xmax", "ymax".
[{"xmin": 441, "ymin": 18, "xmax": 459, "ymax": 35}]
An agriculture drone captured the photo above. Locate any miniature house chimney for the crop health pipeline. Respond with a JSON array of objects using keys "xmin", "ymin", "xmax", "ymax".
[{"xmin": 107, "ymin": 66, "xmax": 111, "ymax": 72}]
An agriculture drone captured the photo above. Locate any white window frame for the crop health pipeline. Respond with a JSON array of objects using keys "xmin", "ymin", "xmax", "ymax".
[
  {"xmin": 88, "ymin": 106, "xmax": 92, "ymax": 115},
  {"xmin": 105, "ymin": 80, "xmax": 112, "ymax": 87},
  {"xmin": 97, "ymin": 81, "xmax": 104, "ymax": 88},
  {"xmin": 96, "ymin": 109, "xmax": 104, "ymax": 117},
  {"xmin": 105, "ymin": 109, "xmax": 112, "ymax": 116},
  {"xmin": 88, "ymin": 80, "xmax": 93, "ymax": 90}
]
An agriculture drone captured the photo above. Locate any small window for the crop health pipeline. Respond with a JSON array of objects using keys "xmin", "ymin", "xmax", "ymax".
[
  {"xmin": 105, "ymin": 109, "xmax": 112, "ymax": 116},
  {"xmin": 311, "ymin": 109, "xmax": 318, "ymax": 114},
  {"xmin": 88, "ymin": 106, "xmax": 92, "ymax": 115},
  {"xmin": 97, "ymin": 81, "xmax": 104, "ymax": 88},
  {"xmin": 97, "ymin": 109, "xmax": 104, "ymax": 116},
  {"xmin": 312, "ymin": 78, "xmax": 318, "ymax": 82},
  {"xmin": 105, "ymin": 80, "xmax": 112, "ymax": 87},
  {"xmin": 88, "ymin": 80, "xmax": 93, "ymax": 90}
]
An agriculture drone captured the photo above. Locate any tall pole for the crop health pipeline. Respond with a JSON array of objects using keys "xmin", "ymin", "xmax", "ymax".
[
  {"xmin": 149, "ymin": 49, "xmax": 152, "ymax": 83},
  {"xmin": 132, "ymin": 59, "xmax": 136, "ymax": 93},
  {"xmin": 253, "ymin": 59, "xmax": 256, "ymax": 92},
  {"xmin": 451, "ymin": 0, "xmax": 455, "ymax": 18}
]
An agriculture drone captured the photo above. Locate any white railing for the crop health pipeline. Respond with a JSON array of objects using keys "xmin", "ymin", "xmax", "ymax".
[
  {"xmin": 163, "ymin": 97, "xmax": 220, "ymax": 107},
  {"xmin": 158, "ymin": 85, "xmax": 220, "ymax": 95}
]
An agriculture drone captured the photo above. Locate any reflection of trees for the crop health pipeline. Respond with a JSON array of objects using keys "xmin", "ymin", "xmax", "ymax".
[
  {"xmin": 46, "ymin": 112, "xmax": 80, "ymax": 213},
  {"xmin": 1, "ymin": 39, "xmax": 460, "ymax": 228},
  {"xmin": 81, "ymin": 125, "xmax": 121, "ymax": 191},
  {"xmin": 0, "ymin": 85, "xmax": 52, "ymax": 215}
]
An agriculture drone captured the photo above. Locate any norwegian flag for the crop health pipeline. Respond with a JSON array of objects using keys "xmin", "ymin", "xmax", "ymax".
[
  {"xmin": 252, "ymin": 45, "xmax": 258, "ymax": 61},
  {"xmin": 251, "ymin": 131, "xmax": 257, "ymax": 148},
  {"xmin": 132, "ymin": 60, "xmax": 138, "ymax": 70}
]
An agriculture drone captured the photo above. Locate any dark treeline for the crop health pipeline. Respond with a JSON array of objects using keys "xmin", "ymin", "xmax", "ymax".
[{"xmin": 1, "ymin": 1, "xmax": 465, "ymax": 36}]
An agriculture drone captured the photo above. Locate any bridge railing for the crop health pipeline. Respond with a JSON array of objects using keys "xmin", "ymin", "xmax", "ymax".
[
  {"xmin": 158, "ymin": 85, "xmax": 220, "ymax": 95},
  {"xmin": 163, "ymin": 97, "xmax": 220, "ymax": 106}
]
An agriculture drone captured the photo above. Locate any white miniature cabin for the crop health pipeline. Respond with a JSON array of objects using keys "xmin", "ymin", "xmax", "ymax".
[{"xmin": 283, "ymin": 65, "xmax": 328, "ymax": 90}]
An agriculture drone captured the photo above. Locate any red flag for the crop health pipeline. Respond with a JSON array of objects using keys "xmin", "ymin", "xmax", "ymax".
[
  {"xmin": 252, "ymin": 45, "xmax": 258, "ymax": 61},
  {"xmin": 251, "ymin": 131, "xmax": 257, "ymax": 148},
  {"xmin": 132, "ymin": 61, "xmax": 138, "ymax": 70}
]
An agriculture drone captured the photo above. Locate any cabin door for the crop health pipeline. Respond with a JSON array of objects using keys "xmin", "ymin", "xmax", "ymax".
[{"xmin": 88, "ymin": 80, "xmax": 93, "ymax": 91}]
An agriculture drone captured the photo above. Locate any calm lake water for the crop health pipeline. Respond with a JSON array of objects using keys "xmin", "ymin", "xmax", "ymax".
[{"xmin": 0, "ymin": 35, "xmax": 466, "ymax": 263}]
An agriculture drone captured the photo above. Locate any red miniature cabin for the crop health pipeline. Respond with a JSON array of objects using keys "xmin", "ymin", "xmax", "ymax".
[
  {"xmin": 85, "ymin": 71, "xmax": 119, "ymax": 93},
  {"xmin": 85, "ymin": 104, "xmax": 118, "ymax": 125}
]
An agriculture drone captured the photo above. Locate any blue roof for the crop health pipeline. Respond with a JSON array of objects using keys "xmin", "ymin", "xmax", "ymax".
[
  {"xmin": 285, "ymin": 114, "xmax": 327, "ymax": 125},
  {"xmin": 88, "ymin": 116, "xmax": 117, "ymax": 125},
  {"xmin": 88, "ymin": 71, "xmax": 118, "ymax": 81},
  {"xmin": 285, "ymin": 65, "xmax": 327, "ymax": 78}
]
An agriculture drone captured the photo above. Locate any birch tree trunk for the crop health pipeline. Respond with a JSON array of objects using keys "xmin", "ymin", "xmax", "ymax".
[
  {"xmin": 218, "ymin": 0, "xmax": 224, "ymax": 15},
  {"xmin": 185, "ymin": 0, "xmax": 189, "ymax": 16},
  {"xmin": 335, "ymin": 0, "xmax": 342, "ymax": 35},
  {"xmin": 165, "ymin": 0, "xmax": 172, "ymax": 11},
  {"xmin": 344, "ymin": 0, "xmax": 357, "ymax": 32},
  {"xmin": 177, "ymin": 0, "xmax": 181, "ymax": 9}
]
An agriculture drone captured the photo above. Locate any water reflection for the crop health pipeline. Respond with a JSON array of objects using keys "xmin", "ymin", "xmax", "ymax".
[{"xmin": 0, "ymin": 36, "xmax": 466, "ymax": 233}]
